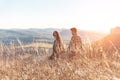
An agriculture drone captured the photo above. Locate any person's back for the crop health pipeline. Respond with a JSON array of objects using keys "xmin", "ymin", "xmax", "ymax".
[
  {"xmin": 67, "ymin": 27, "xmax": 82, "ymax": 54},
  {"xmin": 68, "ymin": 35, "xmax": 82, "ymax": 52}
]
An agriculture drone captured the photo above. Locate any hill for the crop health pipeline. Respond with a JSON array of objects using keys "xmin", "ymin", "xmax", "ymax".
[
  {"xmin": 94, "ymin": 27, "xmax": 120, "ymax": 52},
  {"xmin": 0, "ymin": 28, "xmax": 106, "ymax": 44}
]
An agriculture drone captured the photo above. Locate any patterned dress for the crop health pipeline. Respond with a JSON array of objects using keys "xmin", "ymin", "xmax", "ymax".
[
  {"xmin": 50, "ymin": 39, "xmax": 65, "ymax": 59},
  {"xmin": 68, "ymin": 35, "xmax": 82, "ymax": 53}
]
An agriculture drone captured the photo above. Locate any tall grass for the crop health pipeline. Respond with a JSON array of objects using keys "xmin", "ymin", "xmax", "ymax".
[{"xmin": 0, "ymin": 41, "xmax": 120, "ymax": 80}]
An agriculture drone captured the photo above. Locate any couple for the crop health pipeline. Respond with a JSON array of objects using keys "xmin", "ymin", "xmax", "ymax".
[{"xmin": 50, "ymin": 27, "xmax": 82, "ymax": 60}]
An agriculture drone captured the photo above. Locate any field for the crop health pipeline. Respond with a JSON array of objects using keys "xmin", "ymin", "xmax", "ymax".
[{"xmin": 0, "ymin": 42, "xmax": 120, "ymax": 80}]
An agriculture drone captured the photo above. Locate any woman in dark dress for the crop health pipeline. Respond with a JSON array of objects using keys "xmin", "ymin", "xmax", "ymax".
[{"xmin": 50, "ymin": 31, "xmax": 65, "ymax": 60}]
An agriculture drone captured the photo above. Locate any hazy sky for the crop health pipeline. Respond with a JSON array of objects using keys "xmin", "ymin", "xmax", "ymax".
[{"xmin": 0, "ymin": 0, "xmax": 120, "ymax": 32}]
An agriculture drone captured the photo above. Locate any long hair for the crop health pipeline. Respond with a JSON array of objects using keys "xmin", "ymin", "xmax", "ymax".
[
  {"xmin": 53, "ymin": 31, "xmax": 63, "ymax": 44},
  {"xmin": 50, "ymin": 31, "xmax": 64, "ymax": 59}
]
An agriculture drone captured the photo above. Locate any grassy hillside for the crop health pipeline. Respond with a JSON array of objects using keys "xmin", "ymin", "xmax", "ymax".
[
  {"xmin": 92, "ymin": 32, "xmax": 120, "ymax": 54},
  {"xmin": 0, "ymin": 28, "xmax": 119, "ymax": 79},
  {"xmin": 0, "ymin": 42, "xmax": 120, "ymax": 80}
]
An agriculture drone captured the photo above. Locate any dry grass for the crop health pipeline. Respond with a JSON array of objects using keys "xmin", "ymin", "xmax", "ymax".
[{"xmin": 0, "ymin": 42, "xmax": 120, "ymax": 80}]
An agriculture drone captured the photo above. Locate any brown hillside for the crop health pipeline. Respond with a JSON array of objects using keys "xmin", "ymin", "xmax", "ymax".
[
  {"xmin": 101, "ymin": 34, "xmax": 120, "ymax": 51},
  {"xmin": 96, "ymin": 27, "xmax": 120, "ymax": 52}
]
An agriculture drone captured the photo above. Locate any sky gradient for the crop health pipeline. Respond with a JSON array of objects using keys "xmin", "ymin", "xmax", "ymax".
[{"xmin": 0, "ymin": 0, "xmax": 120, "ymax": 32}]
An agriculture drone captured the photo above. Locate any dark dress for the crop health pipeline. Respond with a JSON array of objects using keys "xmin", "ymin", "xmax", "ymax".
[{"xmin": 50, "ymin": 39, "xmax": 65, "ymax": 59}]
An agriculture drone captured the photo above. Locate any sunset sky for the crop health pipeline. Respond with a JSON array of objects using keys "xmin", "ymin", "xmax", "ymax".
[{"xmin": 0, "ymin": 0, "xmax": 120, "ymax": 32}]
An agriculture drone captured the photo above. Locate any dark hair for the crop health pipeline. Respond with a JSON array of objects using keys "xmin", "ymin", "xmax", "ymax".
[
  {"xmin": 53, "ymin": 31, "xmax": 62, "ymax": 44},
  {"xmin": 70, "ymin": 27, "xmax": 77, "ymax": 35},
  {"xmin": 53, "ymin": 31, "xmax": 58, "ymax": 37}
]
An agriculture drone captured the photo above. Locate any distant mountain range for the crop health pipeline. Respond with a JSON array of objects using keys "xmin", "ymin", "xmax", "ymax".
[
  {"xmin": 0, "ymin": 28, "xmax": 107, "ymax": 44},
  {"xmin": 60, "ymin": 29, "xmax": 107, "ymax": 44}
]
